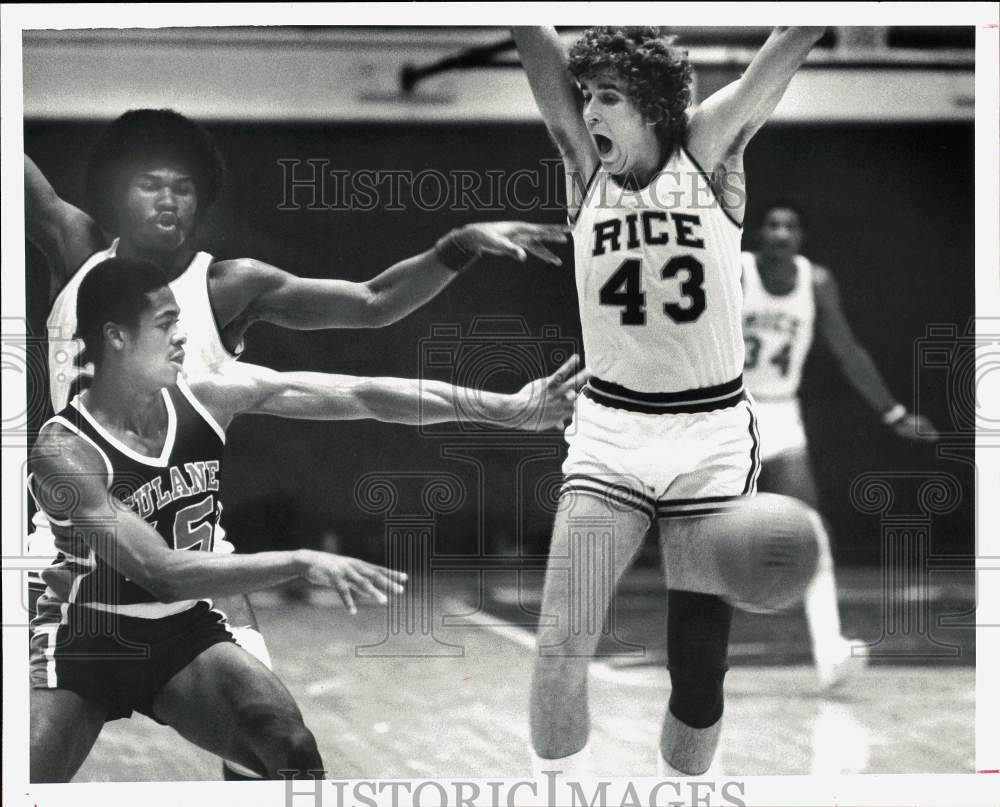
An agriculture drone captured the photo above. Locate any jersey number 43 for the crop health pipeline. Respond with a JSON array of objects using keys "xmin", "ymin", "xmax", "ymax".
[{"xmin": 599, "ymin": 256, "xmax": 706, "ymax": 325}]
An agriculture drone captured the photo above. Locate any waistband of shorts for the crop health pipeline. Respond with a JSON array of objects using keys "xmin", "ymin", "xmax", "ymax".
[{"xmin": 583, "ymin": 375, "xmax": 746, "ymax": 415}]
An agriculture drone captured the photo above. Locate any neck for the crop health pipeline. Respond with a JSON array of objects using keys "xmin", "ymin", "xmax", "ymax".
[
  {"xmin": 756, "ymin": 250, "xmax": 796, "ymax": 272},
  {"xmin": 116, "ymin": 238, "xmax": 193, "ymax": 280},
  {"xmin": 83, "ymin": 368, "xmax": 166, "ymax": 436},
  {"xmin": 616, "ymin": 139, "xmax": 667, "ymax": 190}
]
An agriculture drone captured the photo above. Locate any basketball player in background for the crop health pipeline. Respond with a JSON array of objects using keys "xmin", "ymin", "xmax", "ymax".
[
  {"xmin": 513, "ymin": 26, "xmax": 825, "ymax": 777},
  {"xmin": 29, "ymin": 257, "xmax": 583, "ymax": 783},
  {"xmin": 23, "ymin": 109, "xmax": 568, "ymax": 779},
  {"xmin": 742, "ymin": 200, "xmax": 937, "ymax": 689}
]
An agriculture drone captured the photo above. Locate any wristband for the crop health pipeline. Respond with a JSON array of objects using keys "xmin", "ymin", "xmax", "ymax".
[
  {"xmin": 881, "ymin": 404, "xmax": 907, "ymax": 426},
  {"xmin": 434, "ymin": 229, "xmax": 478, "ymax": 274}
]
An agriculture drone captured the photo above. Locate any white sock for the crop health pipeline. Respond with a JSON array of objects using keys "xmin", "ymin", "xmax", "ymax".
[
  {"xmin": 659, "ymin": 711, "xmax": 723, "ymax": 776},
  {"xmin": 531, "ymin": 743, "xmax": 592, "ymax": 778},
  {"xmin": 804, "ymin": 517, "xmax": 843, "ymax": 660}
]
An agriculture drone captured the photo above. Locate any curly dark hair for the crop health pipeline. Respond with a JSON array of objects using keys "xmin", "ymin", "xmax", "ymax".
[
  {"xmin": 83, "ymin": 109, "xmax": 225, "ymax": 234},
  {"xmin": 568, "ymin": 27, "xmax": 693, "ymax": 151}
]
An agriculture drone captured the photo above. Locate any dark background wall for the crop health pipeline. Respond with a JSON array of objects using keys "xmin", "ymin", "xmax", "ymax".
[{"xmin": 24, "ymin": 120, "xmax": 975, "ymax": 565}]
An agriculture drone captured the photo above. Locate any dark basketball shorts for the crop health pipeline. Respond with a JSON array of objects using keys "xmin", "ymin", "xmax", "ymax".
[{"xmin": 29, "ymin": 601, "xmax": 235, "ymax": 722}]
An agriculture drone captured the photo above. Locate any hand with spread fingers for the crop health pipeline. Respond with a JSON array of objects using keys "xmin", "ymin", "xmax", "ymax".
[
  {"xmin": 513, "ymin": 353, "xmax": 590, "ymax": 432},
  {"xmin": 297, "ymin": 551, "xmax": 408, "ymax": 615},
  {"xmin": 453, "ymin": 221, "xmax": 570, "ymax": 266}
]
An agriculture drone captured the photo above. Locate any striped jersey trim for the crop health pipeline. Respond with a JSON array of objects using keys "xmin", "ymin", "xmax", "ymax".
[
  {"xmin": 42, "ymin": 624, "xmax": 60, "ymax": 687},
  {"xmin": 176, "ymin": 376, "xmax": 227, "ymax": 444},
  {"xmin": 655, "ymin": 494, "xmax": 746, "ymax": 520},
  {"xmin": 584, "ymin": 375, "xmax": 745, "ymax": 415},
  {"xmin": 79, "ymin": 599, "xmax": 204, "ymax": 619},
  {"xmin": 743, "ymin": 403, "xmax": 762, "ymax": 495},
  {"xmin": 680, "ymin": 144, "xmax": 744, "ymax": 229},
  {"xmin": 562, "ymin": 474, "xmax": 656, "ymax": 521}
]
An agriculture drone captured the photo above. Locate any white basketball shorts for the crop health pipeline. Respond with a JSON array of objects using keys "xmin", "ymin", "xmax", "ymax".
[
  {"xmin": 562, "ymin": 375, "xmax": 761, "ymax": 524},
  {"xmin": 752, "ymin": 397, "xmax": 808, "ymax": 463}
]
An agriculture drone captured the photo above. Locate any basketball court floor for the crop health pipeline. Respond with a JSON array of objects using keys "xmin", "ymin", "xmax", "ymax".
[{"xmin": 73, "ymin": 564, "xmax": 975, "ymax": 781}]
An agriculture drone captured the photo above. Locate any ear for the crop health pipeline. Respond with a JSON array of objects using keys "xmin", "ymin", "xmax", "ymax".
[{"xmin": 103, "ymin": 321, "xmax": 128, "ymax": 354}]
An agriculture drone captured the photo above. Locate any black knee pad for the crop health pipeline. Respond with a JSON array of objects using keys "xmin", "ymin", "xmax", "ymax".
[{"xmin": 666, "ymin": 590, "xmax": 733, "ymax": 729}]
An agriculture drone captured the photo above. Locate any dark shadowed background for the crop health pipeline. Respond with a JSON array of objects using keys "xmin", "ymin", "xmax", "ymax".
[{"xmin": 24, "ymin": 119, "xmax": 975, "ymax": 566}]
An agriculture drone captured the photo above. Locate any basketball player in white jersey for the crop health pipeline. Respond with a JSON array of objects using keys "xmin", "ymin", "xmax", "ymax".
[
  {"xmin": 29, "ymin": 256, "xmax": 584, "ymax": 782},
  {"xmin": 743, "ymin": 200, "xmax": 937, "ymax": 688},
  {"xmin": 514, "ymin": 26, "xmax": 827, "ymax": 777},
  {"xmin": 23, "ymin": 108, "xmax": 568, "ymax": 779}
]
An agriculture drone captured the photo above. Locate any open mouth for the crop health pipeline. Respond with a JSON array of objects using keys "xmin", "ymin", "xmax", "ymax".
[
  {"xmin": 593, "ymin": 134, "xmax": 614, "ymax": 156},
  {"xmin": 156, "ymin": 213, "xmax": 178, "ymax": 228}
]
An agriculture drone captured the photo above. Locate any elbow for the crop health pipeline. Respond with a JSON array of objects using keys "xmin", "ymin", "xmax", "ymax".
[
  {"xmin": 361, "ymin": 285, "xmax": 397, "ymax": 329},
  {"xmin": 133, "ymin": 557, "xmax": 184, "ymax": 603}
]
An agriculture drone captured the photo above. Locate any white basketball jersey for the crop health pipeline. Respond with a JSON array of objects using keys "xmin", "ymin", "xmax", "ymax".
[
  {"xmin": 741, "ymin": 252, "xmax": 815, "ymax": 400},
  {"xmin": 46, "ymin": 241, "xmax": 241, "ymax": 412},
  {"xmin": 572, "ymin": 146, "xmax": 745, "ymax": 393}
]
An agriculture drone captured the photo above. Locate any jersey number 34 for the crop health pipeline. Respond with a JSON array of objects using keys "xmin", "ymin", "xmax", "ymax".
[{"xmin": 599, "ymin": 256, "xmax": 706, "ymax": 325}]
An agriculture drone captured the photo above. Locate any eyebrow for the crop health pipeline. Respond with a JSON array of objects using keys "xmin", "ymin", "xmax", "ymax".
[
  {"xmin": 154, "ymin": 308, "xmax": 180, "ymax": 321},
  {"xmin": 595, "ymin": 82, "xmax": 622, "ymax": 91},
  {"xmin": 137, "ymin": 171, "xmax": 193, "ymax": 181}
]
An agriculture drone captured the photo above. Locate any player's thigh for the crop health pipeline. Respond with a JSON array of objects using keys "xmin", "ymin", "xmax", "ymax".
[
  {"xmin": 537, "ymin": 491, "xmax": 650, "ymax": 654},
  {"xmin": 757, "ymin": 450, "xmax": 820, "ymax": 508},
  {"xmin": 30, "ymin": 687, "xmax": 107, "ymax": 783},
  {"xmin": 151, "ymin": 641, "xmax": 306, "ymax": 761}
]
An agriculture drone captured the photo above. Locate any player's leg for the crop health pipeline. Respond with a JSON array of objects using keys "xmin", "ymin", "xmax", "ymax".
[
  {"xmin": 212, "ymin": 532, "xmax": 274, "ymax": 778},
  {"xmin": 30, "ymin": 688, "xmax": 108, "ymax": 783},
  {"xmin": 759, "ymin": 451, "xmax": 864, "ymax": 689},
  {"xmin": 660, "ymin": 587, "xmax": 733, "ymax": 777},
  {"xmin": 151, "ymin": 640, "xmax": 323, "ymax": 779},
  {"xmin": 653, "ymin": 397, "xmax": 760, "ymax": 776},
  {"xmin": 530, "ymin": 489, "xmax": 651, "ymax": 769}
]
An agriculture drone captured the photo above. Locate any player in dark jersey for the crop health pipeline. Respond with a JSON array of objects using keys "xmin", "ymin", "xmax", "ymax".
[
  {"xmin": 25, "ymin": 109, "xmax": 568, "ymax": 779},
  {"xmin": 28, "ymin": 256, "xmax": 585, "ymax": 783}
]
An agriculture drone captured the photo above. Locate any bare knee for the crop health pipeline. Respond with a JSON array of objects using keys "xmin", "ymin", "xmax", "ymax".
[{"xmin": 237, "ymin": 707, "xmax": 323, "ymax": 779}]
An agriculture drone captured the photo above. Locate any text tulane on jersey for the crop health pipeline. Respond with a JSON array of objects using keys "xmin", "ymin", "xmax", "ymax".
[{"xmin": 122, "ymin": 460, "xmax": 221, "ymax": 519}]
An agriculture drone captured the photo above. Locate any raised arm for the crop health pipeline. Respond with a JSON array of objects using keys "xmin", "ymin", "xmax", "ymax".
[
  {"xmin": 192, "ymin": 355, "xmax": 586, "ymax": 432},
  {"xmin": 814, "ymin": 267, "xmax": 936, "ymax": 442},
  {"xmin": 30, "ymin": 424, "xmax": 404, "ymax": 613},
  {"xmin": 512, "ymin": 27, "xmax": 600, "ymax": 213},
  {"xmin": 24, "ymin": 155, "xmax": 107, "ymax": 302},
  {"xmin": 686, "ymin": 27, "xmax": 826, "ymax": 170},
  {"xmin": 208, "ymin": 221, "xmax": 567, "ymax": 335}
]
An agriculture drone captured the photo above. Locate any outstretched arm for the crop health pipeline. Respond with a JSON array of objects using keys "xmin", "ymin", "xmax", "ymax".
[
  {"xmin": 512, "ymin": 27, "xmax": 600, "ymax": 219},
  {"xmin": 512, "ymin": 28, "xmax": 598, "ymax": 174},
  {"xmin": 30, "ymin": 425, "xmax": 405, "ymax": 613},
  {"xmin": 814, "ymin": 267, "xmax": 936, "ymax": 442},
  {"xmin": 24, "ymin": 155, "xmax": 107, "ymax": 302},
  {"xmin": 209, "ymin": 221, "xmax": 567, "ymax": 333},
  {"xmin": 191, "ymin": 355, "xmax": 586, "ymax": 432},
  {"xmin": 686, "ymin": 27, "xmax": 825, "ymax": 169}
]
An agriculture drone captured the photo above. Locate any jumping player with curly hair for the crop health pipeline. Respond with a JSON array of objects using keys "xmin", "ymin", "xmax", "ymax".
[{"xmin": 513, "ymin": 26, "xmax": 826, "ymax": 777}]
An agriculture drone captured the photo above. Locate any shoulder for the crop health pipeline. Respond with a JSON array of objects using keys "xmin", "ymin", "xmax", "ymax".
[
  {"xmin": 209, "ymin": 257, "xmax": 275, "ymax": 287},
  {"xmin": 31, "ymin": 418, "xmax": 108, "ymax": 482},
  {"xmin": 209, "ymin": 257, "xmax": 287, "ymax": 298},
  {"xmin": 811, "ymin": 262, "xmax": 833, "ymax": 288},
  {"xmin": 207, "ymin": 257, "xmax": 287, "ymax": 325}
]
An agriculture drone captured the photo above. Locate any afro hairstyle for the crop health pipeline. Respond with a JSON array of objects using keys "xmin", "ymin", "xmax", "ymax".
[{"xmin": 83, "ymin": 108, "xmax": 225, "ymax": 234}]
